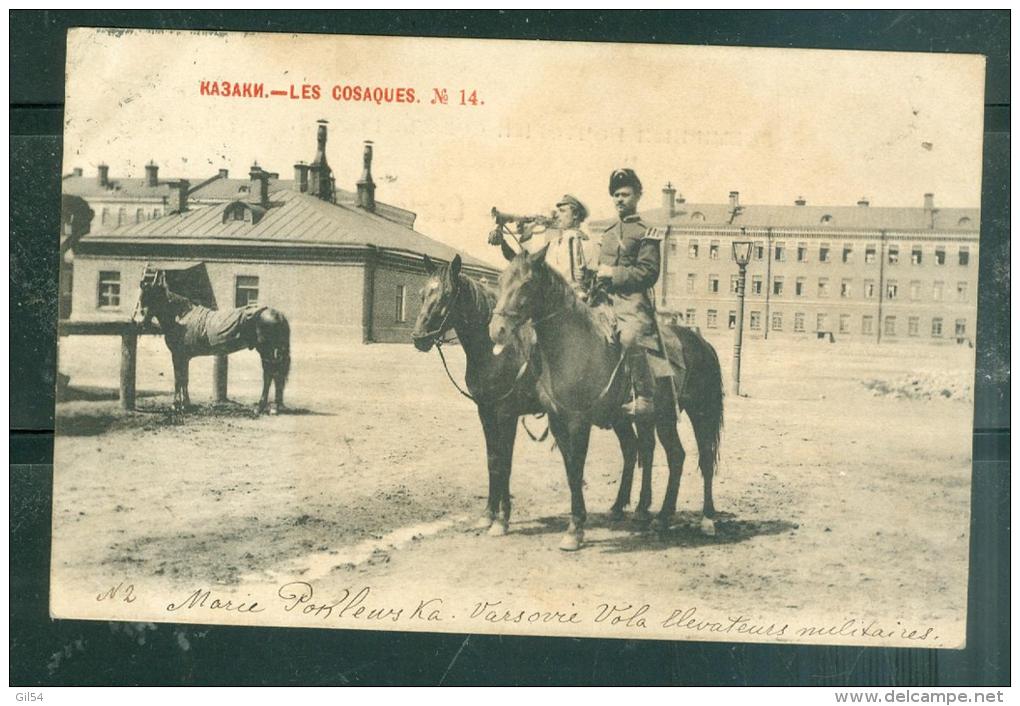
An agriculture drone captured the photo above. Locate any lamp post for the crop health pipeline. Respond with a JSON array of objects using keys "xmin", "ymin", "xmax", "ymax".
[{"xmin": 731, "ymin": 237, "xmax": 754, "ymax": 396}]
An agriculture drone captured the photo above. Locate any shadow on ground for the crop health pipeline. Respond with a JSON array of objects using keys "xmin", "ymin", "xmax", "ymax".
[{"xmin": 514, "ymin": 510, "xmax": 797, "ymax": 552}]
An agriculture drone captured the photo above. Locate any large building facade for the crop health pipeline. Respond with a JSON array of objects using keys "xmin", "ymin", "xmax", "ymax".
[
  {"xmin": 604, "ymin": 187, "xmax": 980, "ymax": 344},
  {"xmin": 64, "ymin": 123, "xmax": 497, "ymax": 343}
]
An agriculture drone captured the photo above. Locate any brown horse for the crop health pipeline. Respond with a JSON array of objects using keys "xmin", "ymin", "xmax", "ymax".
[
  {"xmin": 137, "ymin": 268, "xmax": 291, "ymax": 415},
  {"xmin": 489, "ymin": 246, "xmax": 724, "ymax": 551},
  {"xmin": 411, "ymin": 254, "xmax": 641, "ymax": 536}
]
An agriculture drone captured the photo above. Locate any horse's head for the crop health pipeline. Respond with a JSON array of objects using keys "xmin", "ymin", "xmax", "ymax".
[
  {"xmin": 411, "ymin": 254, "xmax": 462, "ymax": 352},
  {"xmin": 489, "ymin": 244, "xmax": 549, "ymax": 355},
  {"xmin": 137, "ymin": 268, "xmax": 169, "ymax": 325}
]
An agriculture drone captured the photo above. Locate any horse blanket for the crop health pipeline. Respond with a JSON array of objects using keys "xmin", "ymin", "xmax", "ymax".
[{"xmin": 176, "ymin": 304, "xmax": 268, "ymax": 352}]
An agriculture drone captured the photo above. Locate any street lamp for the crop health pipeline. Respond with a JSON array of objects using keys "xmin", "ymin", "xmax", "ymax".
[{"xmin": 731, "ymin": 236, "xmax": 754, "ymax": 396}]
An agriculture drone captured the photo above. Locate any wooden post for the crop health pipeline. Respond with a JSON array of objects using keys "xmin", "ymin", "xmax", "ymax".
[
  {"xmin": 119, "ymin": 331, "xmax": 137, "ymax": 410},
  {"xmin": 214, "ymin": 354, "xmax": 228, "ymax": 403}
]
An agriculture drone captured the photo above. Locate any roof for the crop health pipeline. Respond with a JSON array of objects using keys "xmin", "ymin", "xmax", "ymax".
[
  {"xmin": 84, "ymin": 189, "xmax": 493, "ymax": 270},
  {"xmin": 591, "ymin": 202, "xmax": 981, "ymax": 233},
  {"xmin": 60, "ymin": 175, "xmax": 175, "ymax": 200}
]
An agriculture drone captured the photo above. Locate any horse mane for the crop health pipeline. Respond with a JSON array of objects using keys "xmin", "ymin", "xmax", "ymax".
[
  {"xmin": 530, "ymin": 257, "xmax": 605, "ymax": 340},
  {"xmin": 435, "ymin": 261, "xmax": 494, "ymax": 329}
]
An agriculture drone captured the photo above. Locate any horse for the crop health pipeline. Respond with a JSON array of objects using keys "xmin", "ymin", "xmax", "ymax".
[
  {"xmin": 489, "ymin": 245, "xmax": 724, "ymax": 551},
  {"xmin": 137, "ymin": 268, "xmax": 291, "ymax": 416},
  {"xmin": 411, "ymin": 254, "xmax": 641, "ymax": 537}
]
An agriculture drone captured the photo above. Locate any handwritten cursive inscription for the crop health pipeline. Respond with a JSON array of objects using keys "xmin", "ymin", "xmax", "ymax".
[{"xmin": 165, "ymin": 588, "xmax": 265, "ymax": 613}]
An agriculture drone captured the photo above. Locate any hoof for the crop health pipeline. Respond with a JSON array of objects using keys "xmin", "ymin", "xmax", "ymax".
[
  {"xmin": 558, "ymin": 531, "xmax": 583, "ymax": 552},
  {"xmin": 269, "ymin": 405, "xmax": 279, "ymax": 416},
  {"xmin": 472, "ymin": 515, "xmax": 494, "ymax": 531},
  {"xmin": 487, "ymin": 521, "xmax": 508, "ymax": 537},
  {"xmin": 700, "ymin": 517, "xmax": 717, "ymax": 537},
  {"xmin": 608, "ymin": 507, "xmax": 625, "ymax": 522}
]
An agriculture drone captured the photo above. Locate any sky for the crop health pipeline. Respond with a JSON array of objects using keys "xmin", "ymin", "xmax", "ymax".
[{"xmin": 63, "ymin": 29, "xmax": 986, "ymax": 266}]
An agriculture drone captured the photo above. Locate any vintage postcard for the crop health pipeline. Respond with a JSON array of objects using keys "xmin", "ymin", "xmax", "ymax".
[{"xmin": 53, "ymin": 28, "xmax": 984, "ymax": 648}]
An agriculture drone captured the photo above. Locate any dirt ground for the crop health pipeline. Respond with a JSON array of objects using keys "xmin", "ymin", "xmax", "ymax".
[{"xmin": 51, "ymin": 330, "xmax": 974, "ymax": 647}]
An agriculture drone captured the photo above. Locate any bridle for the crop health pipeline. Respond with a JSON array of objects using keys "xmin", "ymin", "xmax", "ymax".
[{"xmin": 411, "ymin": 281, "xmax": 461, "ymax": 348}]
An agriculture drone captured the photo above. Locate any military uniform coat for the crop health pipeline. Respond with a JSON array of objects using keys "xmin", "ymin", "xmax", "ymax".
[{"xmin": 598, "ymin": 214, "xmax": 664, "ymax": 353}]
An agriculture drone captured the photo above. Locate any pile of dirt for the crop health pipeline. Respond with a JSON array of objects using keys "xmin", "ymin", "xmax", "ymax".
[{"xmin": 862, "ymin": 372, "xmax": 972, "ymax": 401}]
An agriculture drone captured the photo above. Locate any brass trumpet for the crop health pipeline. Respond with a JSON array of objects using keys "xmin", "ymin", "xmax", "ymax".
[{"xmin": 490, "ymin": 207, "xmax": 558, "ymax": 229}]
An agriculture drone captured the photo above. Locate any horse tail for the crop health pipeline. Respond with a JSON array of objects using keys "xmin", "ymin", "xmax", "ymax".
[
  {"xmin": 275, "ymin": 313, "xmax": 291, "ymax": 385},
  {"xmin": 699, "ymin": 333, "xmax": 724, "ymax": 468},
  {"xmin": 675, "ymin": 326, "xmax": 724, "ymax": 472}
]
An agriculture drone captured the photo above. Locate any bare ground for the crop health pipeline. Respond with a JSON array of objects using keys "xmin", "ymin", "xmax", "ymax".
[{"xmin": 51, "ymin": 331, "xmax": 974, "ymax": 647}]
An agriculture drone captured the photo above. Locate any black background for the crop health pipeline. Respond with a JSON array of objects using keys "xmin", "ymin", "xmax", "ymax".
[{"xmin": 10, "ymin": 10, "xmax": 1010, "ymax": 686}]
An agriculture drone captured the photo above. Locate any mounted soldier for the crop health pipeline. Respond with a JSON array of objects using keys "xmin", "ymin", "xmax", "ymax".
[
  {"xmin": 489, "ymin": 194, "xmax": 598, "ymax": 293},
  {"xmin": 595, "ymin": 168, "xmax": 672, "ymax": 418}
]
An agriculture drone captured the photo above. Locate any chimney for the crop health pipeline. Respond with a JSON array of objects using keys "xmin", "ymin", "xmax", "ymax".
[
  {"xmin": 249, "ymin": 164, "xmax": 271, "ymax": 208},
  {"xmin": 795, "ymin": 196, "xmax": 806, "ymax": 206},
  {"xmin": 72, "ymin": 167, "xmax": 83, "ymax": 177},
  {"xmin": 172, "ymin": 180, "xmax": 190, "ymax": 212},
  {"xmin": 98, "ymin": 163, "xmax": 110, "ymax": 187},
  {"xmin": 857, "ymin": 196, "xmax": 870, "ymax": 207},
  {"xmin": 218, "ymin": 168, "xmax": 229, "ymax": 179},
  {"xmin": 729, "ymin": 191, "xmax": 740, "ymax": 209},
  {"xmin": 294, "ymin": 161, "xmax": 309, "ymax": 193},
  {"xmin": 144, "ymin": 161, "xmax": 159, "ymax": 187},
  {"xmin": 923, "ymin": 192, "xmax": 936, "ymax": 229},
  {"xmin": 662, "ymin": 182, "xmax": 677, "ymax": 217},
  {"xmin": 357, "ymin": 140, "xmax": 376, "ymax": 212},
  {"xmin": 309, "ymin": 119, "xmax": 333, "ymax": 201}
]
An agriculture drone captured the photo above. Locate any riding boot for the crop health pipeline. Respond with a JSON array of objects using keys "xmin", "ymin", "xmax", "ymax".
[{"xmin": 622, "ymin": 349, "xmax": 656, "ymax": 418}]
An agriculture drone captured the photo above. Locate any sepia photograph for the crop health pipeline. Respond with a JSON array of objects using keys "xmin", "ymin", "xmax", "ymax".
[{"xmin": 51, "ymin": 27, "xmax": 985, "ymax": 648}]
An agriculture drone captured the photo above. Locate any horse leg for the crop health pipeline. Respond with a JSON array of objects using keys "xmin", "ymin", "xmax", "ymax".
[
  {"xmin": 472, "ymin": 407, "xmax": 502, "ymax": 531},
  {"xmin": 180, "ymin": 358, "xmax": 192, "ymax": 409},
  {"xmin": 653, "ymin": 396, "xmax": 685, "ymax": 534},
  {"xmin": 255, "ymin": 355, "xmax": 272, "ymax": 416},
  {"xmin": 633, "ymin": 418, "xmax": 656, "ymax": 522},
  {"xmin": 170, "ymin": 352, "xmax": 186, "ymax": 413},
  {"xmin": 490, "ymin": 412, "xmax": 519, "ymax": 537},
  {"xmin": 273, "ymin": 352, "xmax": 288, "ymax": 413},
  {"xmin": 562, "ymin": 416, "xmax": 591, "ymax": 551},
  {"xmin": 691, "ymin": 411, "xmax": 719, "ymax": 537},
  {"xmin": 609, "ymin": 421, "xmax": 637, "ymax": 521}
]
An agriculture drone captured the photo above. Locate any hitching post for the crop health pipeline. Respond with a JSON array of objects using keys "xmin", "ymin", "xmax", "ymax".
[{"xmin": 214, "ymin": 355, "xmax": 229, "ymax": 403}]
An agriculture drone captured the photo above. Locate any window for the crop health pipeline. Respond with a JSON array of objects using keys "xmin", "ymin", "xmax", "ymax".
[
  {"xmin": 908, "ymin": 317, "xmax": 920, "ymax": 337},
  {"xmin": 101, "ymin": 207, "xmax": 109, "ymax": 225},
  {"xmin": 933, "ymin": 281, "xmax": 944, "ymax": 301},
  {"xmin": 754, "ymin": 242, "xmax": 765, "ymax": 261},
  {"xmin": 708, "ymin": 275, "xmax": 720, "ymax": 293},
  {"xmin": 728, "ymin": 310, "xmax": 736, "ymax": 329},
  {"xmin": 235, "ymin": 275, "xmax": 259, "ymax": 307},
  {"xmin": 709, "ymin": 240, "xmax": 720, "ymax": 259},
  {"xmin": 839, "ymin": 314, "xmax": 851, "ymax": 334},
  {"xmin": 955, "ymin": 319, "xmax": 966, "ymax": 337},
  {"xmin": 864, "ymin": 279, "xmax": 876, "ymax": 299},
  {"xmin": 135, "ymin": 208, "xmax": 144, "ymax": 223},
  {"xmin": 842, "ymin": 243, "xmax": 853, "ymax": 263},
  {"xmin": 771, "ymin": 311, "xmax": 783, "ymax": 331},
  {"xmin": 395, "ymin": 284, "xmax": 407, "ymax": 322},
  {"xmin": 772, "ymin": 276, "xmax": 784, "ymax": 296},
  {"xmin": 688, "ymin": 240, "xmax": 699, "ymax": 259},
  {"xmin": 911, "ymin": 245, "xmax": 923, "ymax": 265},
  {"xmin": 795, "ymin": 277, "xmax": 806, "ymax": 297},
  {"xmin": 956, "ymin": 281, "xmax": 967, "ymax": 302},
  {"xmin": 749, "ymin": 311, "xmax": 761, "ymax": 330},
  {"xmin": 864, "ymin": 244, "xmax": 876, "ymax": 263},
  {"xmin": 818, "ymin": 277, "xmax": 829, "ymax": 297},
  {"xmin": 840, "ymin": 279, "xmax": 851, "ymax": 298},
  {"xmin": 730, "ymin": 275, "xmax": 740, "ymax": 294},
  {"xmin": 706, "ymin": 309, "xmax": 718, "ymax": 329},
  {"xmin": 797, "ymin": 243, "xmax": 808, "ymax": 262},
  {"xmin": 931, "ymin": 318, "xmax": 943, "ymax": 338},
  {"xmin": 152, "ymin": 208, "xmax": 161, "ymax": 219},
  {"xmin": 820, "ymin": 214, "xmax": 833, "ymax": 224},
  {"xmin": 97, "ymin": 271, "xmax": 121, "ymax": 308},
  {"xmin": 886, "ymin": 281, "xmax": 898, "ymax": 300},
  {"xmin": 910, "ymin": 281, "xmax": 921, "ymax": 301},
  {"xmin": 669, "ymin": 239, "xmax": 678, "ymax": 256},
  {"xmin": 685, "ymin": 308, "xmax": 696, "ymax": 325},
  {"xmin": 884, "ymin": 316, "xmax": 896, "ymax": 336},
  {"xmin": 819, "ymin": 243, "xmax": 831, "ymax": 262},
  {"xmin": 935, "ymin": 247, "xmax": 946, "ymax": 265},
  {"xmin": 686, "ymin": 273, "xmax": 696, "ymax": 294},
  {"xmin": 794, "ymin": 312, "xmax": 805, "ymax": 332},
  {"xmin": 666, "ymin": 240, "xmax": 678, "ymax": 272},
  {"xmin": 774, "ymin": 242, "xmax": 786, "ymax": 261},
  {"xmin": 887, "ymin": 244, "xmax": 899, "ymax": 265},
  {"xmin": 816, "ymin": 313, "xmax": 829, "ymax": 332},
  {"xmin": 751, "ymin": 275, "xmax": 763, "ymax": 295},
  {"xmin": 862, "ymin": 315, "xmax": 874, "ymax": 335},
  {"xmin": 117, "ymin": 207, "xmax": 127, "ymax": 226},
  {"xmin": 958, "ymin": 246, "xmax": 970, "ymax": 266}
]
